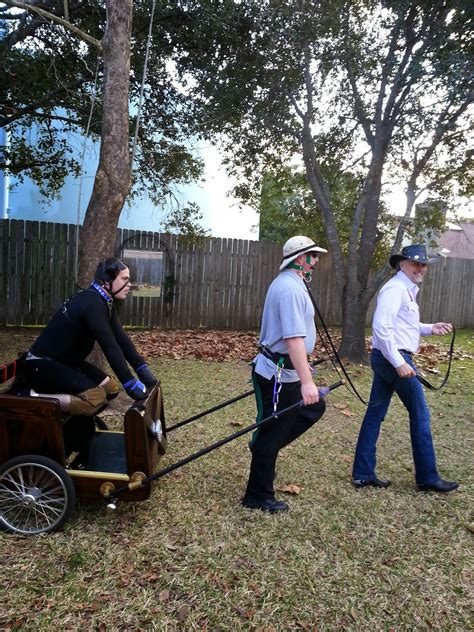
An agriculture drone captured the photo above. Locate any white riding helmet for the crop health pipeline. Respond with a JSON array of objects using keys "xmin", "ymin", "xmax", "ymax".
[{"xmin": 279, "ymin": 236, "xmax": 327, "ymax": 271}]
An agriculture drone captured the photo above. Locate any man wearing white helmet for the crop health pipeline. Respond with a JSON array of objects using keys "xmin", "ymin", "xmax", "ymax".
[{"xmin": 242, "ymin": 236, "xmax": 328, "ymax": 513}]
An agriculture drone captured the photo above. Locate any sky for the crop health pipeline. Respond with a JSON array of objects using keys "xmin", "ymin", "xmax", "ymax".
[
  {"xmin": 121, "ymin": 145, "xmax": 259, "ymax": 239},
  {"xmin": 1, "ymin": 127, "xmax": 260, "ymax": 240},
  {"xmin": 2, "ymin": 124, "xmax": 470, "ymax": 237}
]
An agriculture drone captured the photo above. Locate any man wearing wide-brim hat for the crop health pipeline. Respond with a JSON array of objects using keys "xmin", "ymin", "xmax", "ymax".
[
  {"xmin": 352, "ymin": 244, "xmax": 458, "ymax": 493},
  {"xmin": 242, "ymin": 236, "xmax": 328, "ymax": 513}
]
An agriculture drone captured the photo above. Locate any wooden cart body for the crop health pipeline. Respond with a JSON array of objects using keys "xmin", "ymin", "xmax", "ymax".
[{"xmin": 0, "ymin": 381, "xmax": 166, "ymax": 503}]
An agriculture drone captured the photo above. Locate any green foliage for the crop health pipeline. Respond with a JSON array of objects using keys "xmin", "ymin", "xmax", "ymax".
[
  {"xmin": 166, "ymin": 0, "xmax": 472, "ymax": 359},
  {"xmin": 258, "ymin": 167, "xmax": 325, "ymax": 242},
  {"xmin": 258, "ymin": 163, "xmax": 393, "ymax": 268},
  {"xmin": 162, "ymin": 202, "xmax": 210, "ymax": 246},
  {"xmin": 409, "ymin": 199, "xmax": 449, "ymax": 248},
  {"xmin": 0, "ymin": 1, "xmax": 205, "ymax": 205}
]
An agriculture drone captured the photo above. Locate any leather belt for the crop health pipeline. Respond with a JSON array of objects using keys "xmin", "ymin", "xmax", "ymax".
[{"xmin": 259, "ymin": 346, "xmax": 296, "ymax": 370}]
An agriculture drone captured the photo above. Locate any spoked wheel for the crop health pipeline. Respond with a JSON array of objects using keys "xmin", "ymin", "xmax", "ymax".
[{"xmin": 0, "ymin": 455, "xmax": 76, "ymax": 535}]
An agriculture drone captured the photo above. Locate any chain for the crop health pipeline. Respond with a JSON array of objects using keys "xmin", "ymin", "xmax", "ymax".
[{"xmin": 273, "ymin": 357, "xmax": 284, "ymax": 413}]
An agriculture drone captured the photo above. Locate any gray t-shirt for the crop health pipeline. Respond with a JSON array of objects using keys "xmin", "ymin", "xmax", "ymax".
[{"xmin": 254, "ymin": 269, "xmax": 316, "ymax": 382}]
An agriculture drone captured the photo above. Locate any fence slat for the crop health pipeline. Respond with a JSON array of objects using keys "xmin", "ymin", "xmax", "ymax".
[{"xmin": 1, "ymin": 220, "xmax": 473, "ymax": 330}]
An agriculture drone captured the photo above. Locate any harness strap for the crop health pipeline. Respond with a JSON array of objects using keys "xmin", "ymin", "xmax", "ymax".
[
  {"xmin": 305, "ymin": 285, "xmax": 369, "ymax": 405},
  {"xmin": 259, "ymin": 345, "xmax": 296, "ymax": 370},
  {"xmin": 306, "ymin": 285, "xmax": 455, "ymax": 401}
]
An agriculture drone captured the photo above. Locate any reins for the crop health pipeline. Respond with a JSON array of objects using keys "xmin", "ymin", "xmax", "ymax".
[
  {"xmin": 305, "ymin": 285, "xmax": 369, "ymax": 405},
  {"xmin": 305, "ymin": 284, "xmax": 455, "ymax": 401},
  {"xmin": 415, "ymin": 326, "xmax": 456, "ymax": 390}
]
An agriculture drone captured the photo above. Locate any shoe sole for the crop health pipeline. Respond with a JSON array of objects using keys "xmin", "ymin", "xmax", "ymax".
[
  {"xmin": 352, "ymin": 481, "xmax": 391, "ymax": 489},
  {"xmin": 242, "ymin": 501, "xmax": 289, "ymax": 513},
  {"xmin": 416, "ymin": 485, "xmax": 459, "ymax": 493}
]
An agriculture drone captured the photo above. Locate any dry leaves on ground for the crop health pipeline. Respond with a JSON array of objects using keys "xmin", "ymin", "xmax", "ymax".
[{"xmin": 130, "ymin": 328, "xmax": 471, "ymax": 370}]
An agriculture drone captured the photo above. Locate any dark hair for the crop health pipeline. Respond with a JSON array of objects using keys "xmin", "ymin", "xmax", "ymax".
[{"xmin": 94, "ymin": 258, "xmax": 127, "ymax": 285}]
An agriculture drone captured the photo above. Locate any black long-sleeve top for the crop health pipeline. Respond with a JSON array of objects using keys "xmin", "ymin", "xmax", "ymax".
[{"xmin": 31, "ymin": 286, "xmax": 144, "ymax": 385}]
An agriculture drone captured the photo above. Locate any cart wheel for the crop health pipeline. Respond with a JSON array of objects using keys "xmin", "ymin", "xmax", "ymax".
[
  {"xmin": 0, "ymin": 455, "xmax": 76, "ymax": 535},
  {"xmin": 94, "ymin": 416, "xmax": 109, "ymax": 430}
]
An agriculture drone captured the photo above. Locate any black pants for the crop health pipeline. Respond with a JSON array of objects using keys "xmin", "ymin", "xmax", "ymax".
[
  {"xmin": 244, "ymin": 371, "xmax": 326, "ymax": 501},
  {"xmin": 24, "ymin": 359, "xmax": 107, "ymax": 395}
]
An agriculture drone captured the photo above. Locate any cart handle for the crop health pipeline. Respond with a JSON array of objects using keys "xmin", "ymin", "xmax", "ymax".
[{"xmin": 107, "ymin": 380, "xmax": 343, "ymax": 500}]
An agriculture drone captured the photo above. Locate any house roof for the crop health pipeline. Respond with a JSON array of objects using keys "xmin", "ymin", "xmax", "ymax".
[{"xmin": 438, "ymin": 222, "xmax": 474, "ymax": 259}]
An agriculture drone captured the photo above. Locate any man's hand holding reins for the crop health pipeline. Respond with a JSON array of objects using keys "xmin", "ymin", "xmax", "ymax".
[
  {"xmin": 432, "ymin": 322, "xmax": 453, "ymax": 335},
  {"xmin": 396, "ymin": 363, "xmax": 416, "ymax": 379}
]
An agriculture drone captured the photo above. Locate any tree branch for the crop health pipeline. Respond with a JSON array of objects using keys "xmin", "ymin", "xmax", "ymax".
[
  {"xmin": 1, "ymin": 0, "xmax": 103, "ymax": 53},
  {"xmin": 0, "ymin": 79, "xmax": 86, "ymax": 128},
  {"xmin": 344, "ymin": 59, "xmax": 374, "ymax": 148}
]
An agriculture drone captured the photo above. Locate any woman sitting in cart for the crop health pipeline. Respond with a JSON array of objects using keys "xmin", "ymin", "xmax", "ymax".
[{"xmin": 22, "ymin": 257, "xmax": 158, "ymax": 416}]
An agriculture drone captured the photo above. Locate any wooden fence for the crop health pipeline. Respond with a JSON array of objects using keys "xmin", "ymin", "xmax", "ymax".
[{"xmin": 0, "ymin": 219, "xmax": 473, "ymax": 329}]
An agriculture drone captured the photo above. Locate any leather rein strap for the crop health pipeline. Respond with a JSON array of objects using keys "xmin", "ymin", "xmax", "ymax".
[
  {"xmin": 305, "ymin": 285, "xmax": 455, "ymax": 402},
  {"xmin": 415, "ymin": 326, "xmax": 456, "ymax": 390},
  {"xmin": 305, "ymin": 285, "xmax": 369, "ymax": 405}
]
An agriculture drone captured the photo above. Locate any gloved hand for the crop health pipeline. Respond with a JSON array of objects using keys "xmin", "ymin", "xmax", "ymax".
[
  {"xmin": 136, "ymin": 363, "xmax": 158, "ymax": 388},
  {"xmin": 123, "ymin": 378, "xmax": 147, "ymax": 400}
]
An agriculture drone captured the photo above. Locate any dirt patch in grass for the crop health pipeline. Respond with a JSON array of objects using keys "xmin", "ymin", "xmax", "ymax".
[{"xmin": 0, "ymin": 328, "xmax": 472, "ymax": 630}]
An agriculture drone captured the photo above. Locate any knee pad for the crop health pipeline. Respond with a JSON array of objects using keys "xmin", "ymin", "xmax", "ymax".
[
  {"xmin": 102, "ymin": 376, "xmax": 120, "ymax": 400},
  {"xmin": 69, "ymin": 387, "xmax": 108, "ymax": 416}
]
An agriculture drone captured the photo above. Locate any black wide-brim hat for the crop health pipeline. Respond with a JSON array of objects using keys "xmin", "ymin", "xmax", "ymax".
[{"xmin": 389, "ymin": 244, "xmax": 440, "ymax": 269}]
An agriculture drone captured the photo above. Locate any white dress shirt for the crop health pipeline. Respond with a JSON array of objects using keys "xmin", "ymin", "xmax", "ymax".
[{"xmin": 371, "ymin": 270, "xmax": 433, "ymax": 368}]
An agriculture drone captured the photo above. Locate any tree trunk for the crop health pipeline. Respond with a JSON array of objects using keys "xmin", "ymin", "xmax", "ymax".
[
  {"xmin": 338, "ymin": 283, "xmax": 371, "ymax": 364},
  {"xmin": 77, "ymin": 0, "xmax": 133, "ymax": 288}
]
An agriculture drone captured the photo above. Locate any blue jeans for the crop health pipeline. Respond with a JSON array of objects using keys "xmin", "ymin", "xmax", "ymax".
[{"xmin": 352, "ymin": 349, "xmax": 439, "ymax": 485}]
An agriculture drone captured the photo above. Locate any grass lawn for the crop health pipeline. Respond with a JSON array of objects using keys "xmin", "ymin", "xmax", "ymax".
[{"xmin": 0, "ymin": 328, "xmax": 472, "ymax": 631}]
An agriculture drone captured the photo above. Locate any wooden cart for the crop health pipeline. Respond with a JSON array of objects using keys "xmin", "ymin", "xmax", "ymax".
[{"xmin": 0, "ymin": 361, "xmax": 166, "ymax": 535}]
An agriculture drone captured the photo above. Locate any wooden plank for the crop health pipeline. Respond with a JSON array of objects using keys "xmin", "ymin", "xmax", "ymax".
[
  {"xmin": 0, "ymin": 395, "xmax": 64, "ymax": 465},
  {"xmin": 166, "ymin": 233, "xmax": 178, "ymax": 328},
  {"xmin": 119, "ymin": 228, "xmax": 132, "ymax": 326},
  {"xmin": 150, "ymin": 231, "xmax": 162, "ymax": 328},
  {"xmin": 40, "ymin": 222, "xmax": 55, "ymax": 321},
  {"xmin": 68, "ymin": 222, "xmax": 79, "ymax": 295},
  {"xmin": 56, "ymin": 223, "xmax": 69, "ymax": 304},
  {"xmin": 173, "ymin": 235, "xmax": 183, "ymax": 327},
  {"xmin": 198, "ymin": 238, "xmax": 209, "ymax": 328},
  {"xmin": 142, "ymin": 230, "xmax": 154, "ymax": 329},
  {"xmin": 247, "ymin": 239, "xmax": 260, "ymax": 329},
  {"xmin": 7, "ymin": 220, "xmax": 23, "ymax": 325},
  {"xmin": 191, "ymin": 239, "xmax": 205, "ymax": 328},
  {"xmin": 226, "ymin": 239, "xmax": 237, "ymax": 329},
  {"xmin": 49, "ymin": 222, "xmax": 61, "ymax": 312},
  {"xmin": 181, "ymin": 237, "xmax": 192, "ymax": 328},
  {"xmin": 214, "ymin": 238, "xmax": 230, "ymax": 329},
  {"xmin": 206, "ymin": 237, "xmax": 219, "ymax": 328},
  {"xmin": 0, "ymin": 220, "xmax": 8, "ymax": 324},
  {"xmin": 157, "ymin": 232, "xmax": 169, "ymax": 328},
  {"xmin": 22, "ymin": 221, "xmax": 35, "ymax": 325},
  {"xmin": 132, "ymin": 229, "xmax": 144, "ymax": 328},
  {"xmin": 236, "ymin": 238, "xmax": 246, "ymax": 329},
  {"xmin": 30, "ymin": 220, "xmax": 43, "ymax": 324}
]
